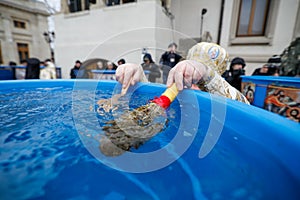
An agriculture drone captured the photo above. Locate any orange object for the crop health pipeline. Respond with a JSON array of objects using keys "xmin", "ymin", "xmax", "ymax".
[
  {"xmin": 265, "ymin": 95, "xmax": 286, "ymax": 107},
  {"xmin": 152, "ymin": 84, "xmax": 179, "ymax": 109}
]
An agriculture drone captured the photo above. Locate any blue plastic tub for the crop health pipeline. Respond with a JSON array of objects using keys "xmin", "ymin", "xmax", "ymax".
[{"xmin": 0, "ymin": 80, "xmax": 300, "ymax": 199}]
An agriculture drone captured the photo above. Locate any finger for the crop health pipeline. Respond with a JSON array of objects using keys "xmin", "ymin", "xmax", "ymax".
[
  {"xmin": 183, "ymin": 63, "xmax": 194, "ymax": 88},
  {"xmin": 174, "ymin": 68, "xmax": 184, "ymax": 91},
  {"xmin": 122, "ymin": 68, "xmax": 134, "ymax": 89},
  {"xmin": 184, "ymin": 60, "xmax": 203, "ymax": 84},
  {"xmin": 132, "ymin": 68, "xmax": 142, "ymax": 85},
  {"xmin": 192, "ymin": 68, "xmax": 202, "ymax": 84},
  {"xmin": 191, "ymin": 62, "xmax": 204, "ymax": 83},
  {"xmin": 166, "ymin": 68, "xmax": 175, "ymax": 87},
  {"xmin": 115, "ymin": 65, "xmax": 125, "ymax": 83}
]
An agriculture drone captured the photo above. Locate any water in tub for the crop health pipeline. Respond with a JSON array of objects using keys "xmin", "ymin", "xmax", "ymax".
[{"xmin": 0, "ymin": 85, "xmax": 299, "ymax": 199}]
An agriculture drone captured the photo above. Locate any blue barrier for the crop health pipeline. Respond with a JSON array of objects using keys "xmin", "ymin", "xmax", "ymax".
[
  {"xmin": 91, "ymin": 69, "xmax": 150, "ymax": 79},
  {"xmin": 0, "ymin": 80, "xmax": 299, "ymax": 199},
  {"xmin": 0, "ymin": 66, "xmax": 62, "ymax": 80},
  {"xmin": 0, "ymin": 68, "xmax": 14, "ymax": 80},
  {"xmin": 91, "ymin": 70, "xmax": 118, "ymax": 74},
  {"xmin": 241, "ymin": 76, "xmax": 300, "ymax": 122}
]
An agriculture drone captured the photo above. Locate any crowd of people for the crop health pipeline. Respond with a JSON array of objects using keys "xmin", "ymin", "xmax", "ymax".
[
  {"xmin": 2, "ymin": 42, "xmax": 288, "ymax": 105},
  {"xmin": 222, "ymin": 55, "xmax": 282, "ymax": 92},
  {"xmin": 116, "ymin": 42, "xmax": 250, "ymax": 104},
  {"xmin": 2, "ymin": 58, "xmax": 57, "ymax": 80}
]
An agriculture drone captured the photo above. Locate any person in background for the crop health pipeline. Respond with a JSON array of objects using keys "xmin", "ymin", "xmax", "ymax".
[
  {"xmin": 8, "ymin": 61, "xmax": 17, "ymax": 80},
  {"xmin": 103, "ymin": 61, "xmax": 116, "ymax": 80},
  {"xmin": 159, "ymin": 42, "xmax": 182, "ymax": 84},
  {"xmin": 141, "ymin": 53, "xmax": 161, "ymax": 83},
  {"xmin": 40, "ymin": 61, "xmax": 45, "ymax": 68},
  {"xmin": 15, "ymin": 59, "xmax": 27, "ymax": 80},
  {"xmin": 70, "ymin": 60, "xmax": 82, "ymax": 79},
  {"xmin": 97, "ymin": 61, "xmax": 104, "ymax": 70},
  {"xmin": 20, "ymin": 59, "xmax": 27, "ymax": 65},
  {"xmin": 252, "ymin": 55, "xmax": 281, "ymax": 76},
  {"xmin": 252, "ymin": 64, "xmax": 270, "ymax": 76},
  {"xmin": 267, "ymin": 55, "xmax": 281, "ymax": 76},
  {"xmin": 268, "ymin": 65, "xmax": 280, "ymax": 76},
  {"xmin": 40, "ymin": 59, "xmax": 57, "ymax": 79},
  {"xmin": 25, "ymin": 58, "xmax": 40, "ymax": 79},
  {"xmin": 117, "ymin": 59, "xmax": 126, "ymax": 66},
  {"xmin": 222, "ymin": 57, "xmax": 246, "ymax": 91},
  {"xmin": 106, "ymin": 61, "xmax": 115, "ymax": 70},
  {"xmin": 116, "ymin": 42, "xmax": 249, "ymax": 104}
]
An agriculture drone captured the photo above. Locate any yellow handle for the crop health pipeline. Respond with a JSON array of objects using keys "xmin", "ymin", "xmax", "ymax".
[{"xmin": 161, "ymin": 83, "xmax": 179, "ymax": 102}]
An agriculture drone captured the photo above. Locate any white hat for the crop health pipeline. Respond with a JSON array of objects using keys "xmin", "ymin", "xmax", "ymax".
[{"xmin": 187, "ymin": 42, "xmax": 229, "ymax": 75}]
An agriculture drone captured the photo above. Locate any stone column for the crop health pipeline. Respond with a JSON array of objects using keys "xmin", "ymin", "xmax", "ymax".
[{"xmin": 1, "ymin": 14, "xmax": 16, "ymax": 64}]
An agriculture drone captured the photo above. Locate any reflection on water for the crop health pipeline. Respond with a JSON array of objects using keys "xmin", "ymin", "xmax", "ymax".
[{"xmin": 0, "ymin": 86, "xmax": 299, "ymax": 199}]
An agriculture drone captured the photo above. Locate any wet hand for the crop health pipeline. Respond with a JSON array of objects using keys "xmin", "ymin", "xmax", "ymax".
[
  {"xmin": 116, "ymin": 63, "xmax": 148, "ymax": 95},
  {"xmin": 166, "ymin": 60, "xmax": 206, "ymax": 91}
]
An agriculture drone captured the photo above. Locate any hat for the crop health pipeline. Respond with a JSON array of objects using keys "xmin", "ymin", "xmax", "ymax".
[
  {"xmin": 9, "ymin": 61, "xmax": 17, "ymax": 66},
  {"xmin": 268, "ymin": 55, "xmax": 281, "ymax": 64},
  {"xmin": 187, "ymin": 42, "xmax": 229, "ymax": 75},
  {"xmin": 230, "ymin": 57, "xmax": 246, "ymax": 69},
  {"xmin": 75, "ymin": 60, "xmax": 82, "ymax": 64}
]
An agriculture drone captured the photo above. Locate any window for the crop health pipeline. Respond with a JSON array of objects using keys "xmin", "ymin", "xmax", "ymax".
[
  {"xmin": 69, "ymin": 0, "xmax": 82, "ymax": 13},
  {"xmin": 17, "ymin": 43, "xmax": 29, "ymax": 63},
  {"xmin": 106, "ymin": 0, "xmax": 136, "ymax": 6},
  {"xmin": 68, "ymin": 0, "xmax": 97, "ymax": 12},
  {"xmin": 161, "ymin": 0, "xmax": 170, "ymax": 10},
  {"xmin": 237, "ymin": 0, "xmax": 270, "ymax": 36},
  {"xmin": 106, "ymin": 0, "xmax": 120, "ymax": 6},
  {"xmin": 229, "ymin": 0, "xmax": 278, "ymax": 45},
  {"xmin": 13, "ymin": 20, "xmax": 26, "ymax": 29},
  {"xmin": 122, "ymin": 0, "xmax": 136, "ymax": 3}
]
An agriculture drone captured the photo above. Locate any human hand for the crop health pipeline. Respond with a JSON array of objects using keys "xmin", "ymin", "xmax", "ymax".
[
  {"xmin": 166, "ymin": 60, "xmax": 207, "ymax": 91},
  {"xmin": 116, "ymin": 63, "xmax": 148, "ymax": 95}
]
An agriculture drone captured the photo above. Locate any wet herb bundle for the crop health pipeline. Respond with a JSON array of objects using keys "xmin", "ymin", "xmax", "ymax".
[{"xmin": 98, "ymin": 84, "xmax": 178, "ymax": 157}]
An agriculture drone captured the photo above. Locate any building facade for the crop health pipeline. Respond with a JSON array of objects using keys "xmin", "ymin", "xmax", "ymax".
[
  {"xmin": 54, "ymin": 0, "xmax": 300, "ymax": 78},
  {"xmin": 0, "ymin": 0, "xmax": 50, "ymax": 65}
]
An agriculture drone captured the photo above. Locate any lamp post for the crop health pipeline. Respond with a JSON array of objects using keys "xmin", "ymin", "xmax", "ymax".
[
  {"xmin": 200, "ymin": 8, "xmax": 207, "ymax": 42},
  {"xmin": 43, "ymin": 31, "xmax": 55, "ymax": 62}
]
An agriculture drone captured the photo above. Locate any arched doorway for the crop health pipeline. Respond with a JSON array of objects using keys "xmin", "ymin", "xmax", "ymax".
[{"xmin": 78, "ymin": 58, "xmax": 118, "ymax": 79}]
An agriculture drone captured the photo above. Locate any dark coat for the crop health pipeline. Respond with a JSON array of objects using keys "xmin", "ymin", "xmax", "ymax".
[
  {"xmin": 159, "ymin": 51, "xmax": 182, "ymax": 72},
  {"xmin": 25, "ymin": 58, "xmax": 40, "ymax": 79},
  {"xmin": 70, "ymin": 66, "xmax": 80, "ymax": 79},
  {"xmin": 142, "ymin": 63, "xmax": 161, "ymax": 83},
  {"xmin": 222, "ymin": 69, "xmax": 245, "ymax": 91}
]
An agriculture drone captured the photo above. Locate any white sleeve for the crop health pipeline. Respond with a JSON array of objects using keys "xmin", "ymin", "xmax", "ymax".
[{"xmin": 205, "ymin": 70, "xmax": 250, "ymax": 104}]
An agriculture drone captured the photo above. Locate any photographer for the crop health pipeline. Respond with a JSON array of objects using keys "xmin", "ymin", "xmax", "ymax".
[
  {"xmin": 159, "ymin": 43, "xmax": 182, "ymax": 84},
  {"xmin": 222, "ymin": 57, "xmax": 246, "ymax": 91}
]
